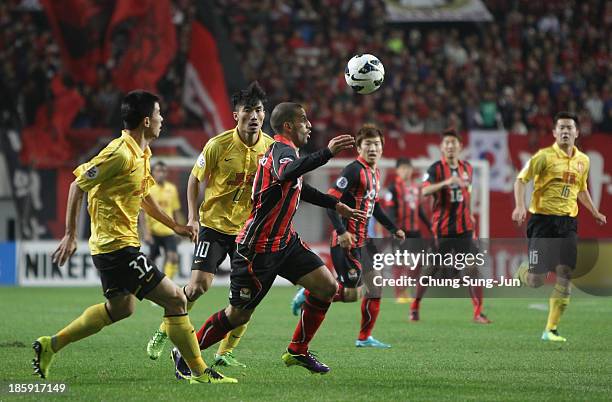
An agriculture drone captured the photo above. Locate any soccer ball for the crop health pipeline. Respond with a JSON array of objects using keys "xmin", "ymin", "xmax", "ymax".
[{"xmin": 344, "ymin": 54, "xmax": 385, "ymax": 95}]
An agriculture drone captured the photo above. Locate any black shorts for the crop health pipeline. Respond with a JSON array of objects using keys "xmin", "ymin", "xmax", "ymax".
[
  {"xmin": 437, "ymin": 231, "xmax": 478, "ymax": 256},
  {"xmin": 192, "ymin": 227, "xmax": 236, "ymax": 274},
  {"xmin": 149, "ymin": 234, "xmax": 178, "ymax": 261},
  {"xmin": 527, "ymin": 214, "xmax": 577, "ymax": 273},
  {"xmin": 229, "ymin": 236, "xmax": 324, "ymax": 309},
  {"xmin": 92, "ymin": 246, "xmax": 165, "ymax": 300},
  {"xmin": 331, "ymin": 245, "xmax": 363, "ymax": 288}
]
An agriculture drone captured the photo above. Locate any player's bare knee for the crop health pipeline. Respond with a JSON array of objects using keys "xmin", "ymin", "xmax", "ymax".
[
  {"xmin": 226, "ymin": 305, "xmax": 252, "ymax": 327},
  {"xmin": 164, "ymin": 288, "xmax": 187, "ymax": 314},
  {"xmin": 106, "ymin": 299, "xmax": 134, "ymax": 321},
  {"xmin": 527, "ymin": 274, "xmax": 545, "ymax": 288},
  {"xmin": 321, "ymin": 279, "xmax": 338, "ymax": 300},
  {"xmin": 343, "ymin": 288, "xmax": 358, "ymax": 302}
]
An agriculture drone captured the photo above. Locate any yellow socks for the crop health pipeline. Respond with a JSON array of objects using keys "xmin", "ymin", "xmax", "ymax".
[
  {"xmin": 217, "ymin": 323, "xmax": 248, "ymax": 355},
  {"xmin": 164, "ymin": 315, "xmax": 206, "ymax": 375},
  {"xmin": 158, "ymin": 288, "xmax": 196, "ymax": 334},
  {"xmin": 546, "ymin": 283, "xmax": 570, "ymax": 331},
  {"xmin": 53, "ymin": 303, "xmax": 113, "ymax": 352},
  {"xmin": 164, "ymin": 261, "xmax": 179, "ymax": 279}
]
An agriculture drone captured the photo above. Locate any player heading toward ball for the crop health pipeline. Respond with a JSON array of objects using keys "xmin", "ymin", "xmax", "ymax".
[
  {"xmin": 33, "ymin": 90, "xmax": 235, "ymax": 384},
  {"xmin": 172, "ymin": 102, "xmax": 366, "ymax": 376},
  {"xmin": 513, "ymin": 111, "xmax": 606, "ymax": 342}
]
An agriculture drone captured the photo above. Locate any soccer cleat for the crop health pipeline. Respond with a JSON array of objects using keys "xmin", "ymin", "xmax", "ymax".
[
  {"xmin": 515, "ymin": 261, "xmax": 529, "ymax": 286},
  {"xmin": 291, "ymin": 288, "xmax": 306, "ymax": 316},
  {"xmin": 170, "ymin": 347, "xmax": 192, "ymax": 379},
  {"xmin": 32, "ymin": 336, "xmax": 55, "ymax": 379},
  {"xmin": 395, "ymin": 297, "xmax": 412, "ymax": 304},
  {"xmin": 355, "ymin": 336, "xmax": 391, "ymax": 348},
  {"xmin": 409, "ymin": 309, "xmax": 420, "ymax": 321},
  {"xmin": 473, "ymin": 313, "xmax": 492, "ymax": 324},
  {"xmin": 282, "ymin": 349, "xmax": 330, "ymax": 374},
  {"xmin": 189, "ymin": 367, "xmax": 238, "ymax": 384},
  {"xmin": 147, "ymin": 329, "xmax": 168, "ymax": 360},
  {"xmin": 214, "ymin": 351, "xmax": 247, "ymax": 368},
  {"xmin": 542, "ymin": 329, "xmax": 567, "ymax": 342}
]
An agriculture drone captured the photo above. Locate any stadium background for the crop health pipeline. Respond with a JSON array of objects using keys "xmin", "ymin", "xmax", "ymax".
[{"xmin": 0, "ymin": 0, "xmax": 610, "ymax": 284}]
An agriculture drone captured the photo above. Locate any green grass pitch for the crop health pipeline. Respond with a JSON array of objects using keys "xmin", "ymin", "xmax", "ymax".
[{"xmin": 1, "ymin": 287, "xmax": 611, "ymax": 401}]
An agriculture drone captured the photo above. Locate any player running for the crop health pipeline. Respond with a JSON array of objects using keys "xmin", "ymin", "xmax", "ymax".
[
  {"xmin": 410, "ymin": 129, "xmax": 491, "ymax": 324},
  {"xmin": 142, "ymin": 161, "xmax": 182, "ymax": 279},
  {"xmin": 512, "ymin": 111, "xmax": 606, "ymax": 342},
  {"xmin": 171, "ymin": 102, "xmax": 366, "ymax": 376},
  {"xmin": 146, "ymin": 82, "xmax": 275, "ymax": 369},
  {"xmin": 384, "ymin": 158, "xmax": 431, "ymax": 303},
  {"xmin": 33, "ymin": 90, "xmax": 236, "ymax": 384},
  {"xmin": 292, "ymin": 124, "xmax": 405, "ymax": 348}
]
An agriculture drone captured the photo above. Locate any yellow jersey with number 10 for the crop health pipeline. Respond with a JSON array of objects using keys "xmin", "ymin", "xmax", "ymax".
[
  {"xmin": 517, "ymin": 142, "xmax": 589, "ymax": 217},
  {"xmin": 191, "ymin": 128, "xmax": 275, "ymax": 235}
]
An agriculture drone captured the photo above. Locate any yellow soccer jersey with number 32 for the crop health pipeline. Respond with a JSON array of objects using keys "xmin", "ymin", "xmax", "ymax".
[
  {"xmin": 192, "ymin": 128, "xmax": 275, "ymax": 235},
  {"xmin": 74, "ymin": 131, "xmax": 156, "ymax": 254}
]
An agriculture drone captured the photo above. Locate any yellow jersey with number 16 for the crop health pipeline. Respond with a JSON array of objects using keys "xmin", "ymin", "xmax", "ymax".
[{"xmin": 517, "ymin": 142, "xmax": 589, "ymax": 217}]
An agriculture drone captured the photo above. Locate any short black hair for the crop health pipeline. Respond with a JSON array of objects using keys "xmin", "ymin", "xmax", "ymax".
[
  {"xmin": 270, "ymin": 102, "xmax": 303, "ymax": 134},
  {"xmin": 396, "ymin": 158, "xmax": 412, "ymax": 168},
  {"xmin": 121, "ymin": 90, "xmax": 160, "ymax": 130},
  {"xmin": 153, "ymin": 161, "xmax": 167, "ymax": 169},
  {"xmin": 441, "ymin": 128, "xmax": 462, "ymax": 142},
  {"xmin": 554, "ymin": 111, "xmax": 579, "ymax": 128},
  {"xmin": 231, "ymin": 81, "xmax": 267, "ymax": 111}
]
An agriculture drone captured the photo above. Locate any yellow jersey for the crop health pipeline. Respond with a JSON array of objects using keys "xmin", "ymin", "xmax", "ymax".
[
  {"xmin": 146, "ymin": 181, "xmax": 180, "ymax": 237},
  {"xmin": 192, "ymin": 128, "xmax": 274, "ymax": 235},
  {"xmin": 517, "ymin": 142, "xmax": 589, "ymax": 217},
  {"xmin": 74, "ymin": 131, "xmax": 155, "ymax": 255}
]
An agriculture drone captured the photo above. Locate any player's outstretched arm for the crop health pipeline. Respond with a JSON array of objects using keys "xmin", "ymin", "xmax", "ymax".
[
  {"xmin": 276, "ymin": 135, "xmax": 355, "ymax": 182},
  {"xmin": 578, "ymin": 190, "xmax": 607, "ymax": 225},
  {"xmin": 512, "ymin": 178, "xmax": 528, "ymax": 225},
  {"xmin": 52, "ymin": 181, "xmax": 85, "ymax": 267},
  {"xmin": 142, "ymin": 194, "xmax": 197, "ymax": 242}
]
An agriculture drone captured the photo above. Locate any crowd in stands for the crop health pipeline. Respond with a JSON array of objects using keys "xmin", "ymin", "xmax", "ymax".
[{"xmin": 1, "ymin": 0, "xmax": 610, "ymax": 146}]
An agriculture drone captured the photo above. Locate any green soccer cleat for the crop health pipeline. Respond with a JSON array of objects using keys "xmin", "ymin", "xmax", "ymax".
[
  {"xmin": 189, "ymin": 368, "xmax": 238, "ymax": 384},
  {"xmin": 214, "ymin": 351, "xmax": 247, "ymax": 368},
  {"xmin": 542, "ymin": 329, "xmax": 567, "ymax": 342},
  {"xmin": 32, "ymin": 336, "xmax": 55, "ymax": 379},
  {"xmin": 147, "ymin": 329, "xmax": 168, "ymax": 360}
]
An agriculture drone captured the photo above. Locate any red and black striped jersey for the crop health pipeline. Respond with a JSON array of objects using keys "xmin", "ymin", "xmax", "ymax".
[
  {"xmin": 328, "ymin": 157, "xmax": 396, "ymax": 247},
  {"xmin": 422, "ymin": 158, "xmax": 474, "ymax": 237},
  {"xmin": 384, "ymin": 177, "xmax": 428, "ymax": 233},
  {"xmin": 237, "ymin": 135, "xmax": 335, "ymax": 253}
]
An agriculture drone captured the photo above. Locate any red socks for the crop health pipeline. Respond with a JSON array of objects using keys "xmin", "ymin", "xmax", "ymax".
[
  {"xmin": 358, "ymin": 297, "xmax": 381, "ymax": 341},
  {"xmin": 469, "ymin": 286, "xmax": 484, "ymax": 317},
  {"xmin": 196, "ymin": 309, "xmax": 235, "ymax": 350},
  {"xmin": 289, "ymin": 292, "xmax": 330, "ymax": 354}
]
